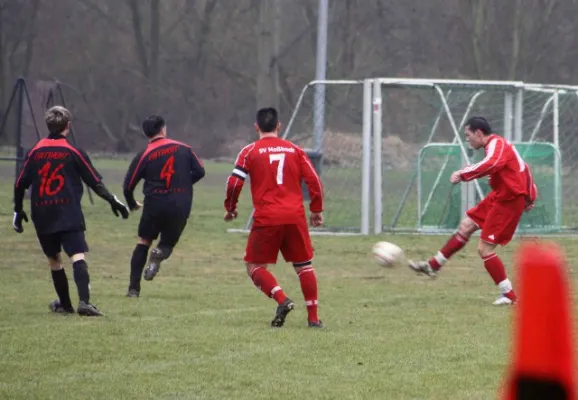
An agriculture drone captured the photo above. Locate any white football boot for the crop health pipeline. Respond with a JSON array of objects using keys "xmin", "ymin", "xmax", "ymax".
[
  {"xmin": 408, "ymin": 260, "xmax": 437, "ymax": 278},
  {"xmin": 492, "ymin": 295, "xmax": 515, "ymax": 305}
]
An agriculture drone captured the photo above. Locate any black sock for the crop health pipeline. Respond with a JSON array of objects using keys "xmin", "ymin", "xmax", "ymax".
[
  {"xmin": 130, "ymin": 244, "xmax": 149, "ymax": 291},
  {"xmin": 73, "ymin": 260, "xmax": 90, "ymax": 303},
  {"xmin": 51, "ymin": 269, "xmax": 72, "ymax": 309}
]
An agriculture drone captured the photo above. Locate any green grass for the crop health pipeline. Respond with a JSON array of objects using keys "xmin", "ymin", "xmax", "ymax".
[{"xmin": 1, "ymin": 158, "xmax": 578, "ymax": 399}]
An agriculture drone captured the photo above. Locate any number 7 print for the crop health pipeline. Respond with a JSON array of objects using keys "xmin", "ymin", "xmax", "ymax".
[{"xmin": 269, "ymin": 153, "xmax": 285, "ymax": 184}]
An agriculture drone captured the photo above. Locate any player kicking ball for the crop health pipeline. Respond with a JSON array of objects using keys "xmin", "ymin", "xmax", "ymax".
[
  {"xmin": 224, "ymin": 107, "xmax": 325, "ymax": 328},
  {"xmin": 123, "ymin": 115, "xmax": 205, "ymax": 297},
  {"xmin": 408, "ymin": 117, "xmax": 537, "ymax": 305},
  {"xmin": 13, "ymin": 106, "xmax": 130, "ymax": 316}
]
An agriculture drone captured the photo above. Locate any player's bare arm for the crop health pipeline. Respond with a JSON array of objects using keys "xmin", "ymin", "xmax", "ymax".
[
  {"xmin": 224, "ymin": 210, "xmax": 238, "ymax": 221},
  {"xmin": 310, "ymin": 212, "xmax": 323, "ymax": 227},
  {"xmin": 450, "ymin": 171, "xmax": 462, "ymax": 184}
]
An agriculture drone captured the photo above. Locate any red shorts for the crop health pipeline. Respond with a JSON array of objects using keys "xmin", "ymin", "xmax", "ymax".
[
  {"xmin": 244, "ymin": 223, "xmax": 313, "ymax": 265},
  {"xmin": 466, "ymin": 194, "xmax": 526, "ymax": 245}
]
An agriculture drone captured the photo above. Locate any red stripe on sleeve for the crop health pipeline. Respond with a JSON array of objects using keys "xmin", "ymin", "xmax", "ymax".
[{"xmin": 128, "ymin": 138, "xmax": 188, "ymax": 189}]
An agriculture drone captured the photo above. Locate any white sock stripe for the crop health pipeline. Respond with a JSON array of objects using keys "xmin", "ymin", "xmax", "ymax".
[
  {"xmin": 498, "ymin": 279, "xmax": 512, "ymax": 294},
  {"xmin": 250, "ymin": 266, "xmax": 263, "ymax": 278},
  {"xmin": 271, "ymin": 286, "xmax": 281, "ymax": 295},
  {"xmin": 456, "ymin": 233, "xmax": 468, "ymax": 243},
  {"xmin": 305, "ymin": 300, "xmax": 318, "ymax": 306},
  {"xmin": 482, "ymin": 253, "xmax": 497, "ymax": 262},
  {"xmin": 298, "ymin": 268, "xmax": 314, "ymax": 276},
  {"xmin": 434, "ymin": 251, "xmax": 447, "ymax": 265}
]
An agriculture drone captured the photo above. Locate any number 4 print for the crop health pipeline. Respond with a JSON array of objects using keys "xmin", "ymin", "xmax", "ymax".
[
  {"xmin": 269, "ymin": 153, "xmax": 285, "ymax": 185},
  {"xmin": 160, "ymin": 156, "xmax": 175, "ymax": 188}
]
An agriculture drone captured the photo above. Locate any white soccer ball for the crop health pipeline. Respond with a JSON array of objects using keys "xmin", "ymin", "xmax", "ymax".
[{"xmin": 372, "ymin": 241, "xmax": 404, "ymax": 267}]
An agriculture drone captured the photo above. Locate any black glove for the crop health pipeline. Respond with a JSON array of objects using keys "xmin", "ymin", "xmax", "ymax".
[
  {"xmin": 13, "ymin": 211, "xmax": 28, "ymax": 233},
  {"xmin": 109, "ymin": 195, "xmax": 130, "ymax": 219}
]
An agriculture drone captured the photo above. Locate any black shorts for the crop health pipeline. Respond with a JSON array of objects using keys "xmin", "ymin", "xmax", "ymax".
[
  {"xmin": 37, "ymin": 231, "xmax": 89, "ymax": 259},
  {"xmin": 138, "ymin": 209, "xmax": 188, "ymax": 247}
]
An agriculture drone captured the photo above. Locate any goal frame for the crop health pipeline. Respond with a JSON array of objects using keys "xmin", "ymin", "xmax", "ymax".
[{"xmin": 230, "ymin": 77, "xmax": 567, "ymax": 236}]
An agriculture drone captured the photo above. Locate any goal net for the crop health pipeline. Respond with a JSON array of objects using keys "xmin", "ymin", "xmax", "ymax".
[
  {"xmin": 241, "ymin": 80, "xmax": 372, "ymax": 234},
  {"xmin": 417, "ymin": 142, "xmax": 561, "ymax": 233},
  {"xmin": 379, "ymin": 80, "xmax": 566, "ymax": 234},
  {"xmin": 237, "ymin": 78, "xmax": 569, "ymax": 235}
]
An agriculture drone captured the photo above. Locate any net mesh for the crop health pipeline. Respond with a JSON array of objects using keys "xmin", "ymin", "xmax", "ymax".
[
  {"xmin": 278, "ymin": 82, "xmax": 366, "ymax": 232},
  {"xmin": 523, "ymin": 89, "xmax": 578, "ymax": 230},
  {"xmin": 418, "ymin": 143, "xmax": 560, "ymax": 233},
  {"xmin": 381, "ymin": 85, "xmax": 512, "ymax": 231},
  {"xmin": 240, "ymin": 80, "xmax": 569, "ymax": 234}
]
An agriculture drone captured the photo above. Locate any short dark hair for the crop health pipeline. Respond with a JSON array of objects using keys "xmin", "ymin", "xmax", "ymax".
[
  {"xmin": 465, "ymin": 116, "xmax": 492, "ymax": 135},
  {"xmin": 256, "ymin": 107, "xmax": 278, "ymax": 133},
  {"xmin": 142, "ymin": 115, "xmax": 166, "ymax": 138},
  {"xmin": 45, "ymin": 106, "xmax": 72, "ymax": 134}
]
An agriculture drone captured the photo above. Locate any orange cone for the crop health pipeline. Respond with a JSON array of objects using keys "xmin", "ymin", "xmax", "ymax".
[{"xmin": 504, "ymin": 241, "xmax": 576, "ymax": 399}]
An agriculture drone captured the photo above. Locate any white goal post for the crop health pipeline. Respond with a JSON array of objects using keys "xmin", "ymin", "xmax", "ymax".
[{"xmin": 230, "ymin": 77, "xmax": 571, "ymax": 236}]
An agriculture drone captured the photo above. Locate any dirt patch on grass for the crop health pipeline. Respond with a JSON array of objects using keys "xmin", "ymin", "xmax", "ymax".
[{"xmin": 219, "ymin": 131, "xmax": 421, "ymax": 170}]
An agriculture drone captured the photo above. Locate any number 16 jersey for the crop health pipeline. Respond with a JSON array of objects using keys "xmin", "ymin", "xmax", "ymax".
[
  {"xmin": 225, "ymin": 136, "xmax": 324, "ymax": 227},
  {"xmin": 14, "ymin": 136, "xmax": 105, "ymax": 234}
]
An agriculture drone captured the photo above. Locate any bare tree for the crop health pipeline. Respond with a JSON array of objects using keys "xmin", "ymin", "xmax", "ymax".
[{"xmin": 256, "ymin": 0, "xmax": 280, "ymax": 110}]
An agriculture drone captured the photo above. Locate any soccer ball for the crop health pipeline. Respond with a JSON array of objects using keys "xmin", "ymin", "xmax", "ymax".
[{"xmin": 372, "ymin": 241, "xmax": 404, "ymax": 267}]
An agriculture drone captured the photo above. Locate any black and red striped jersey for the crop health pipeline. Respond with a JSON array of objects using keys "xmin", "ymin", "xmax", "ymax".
[
  {"xmin": 14, "ymin": 135, "xmax": 105, "ymax": 234},
  {"xmin": 123, "ymin": 137, "xmax": 205, "ymax": 216}
]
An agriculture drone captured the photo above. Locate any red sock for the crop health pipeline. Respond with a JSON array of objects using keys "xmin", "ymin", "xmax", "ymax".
[
  {"xmin": 483, "ymin": 254, "xmax": 517, "ymax": 301},
  {"xmin": 250, "ymin": 266, "xmax": 287, "ymax": 305},
  {"xmin": 297, "ymin": 267, "xmax": 318, "ymax": 323},
  {"xmin": 482, "ymin": 253, "xmax": 507, "ymax": 284},
  {"xmin": 428, "ymin": 232, "xmax": 468, "ymax": 270}
]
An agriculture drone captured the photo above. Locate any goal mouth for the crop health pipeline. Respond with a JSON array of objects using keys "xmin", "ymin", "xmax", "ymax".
[{"xmin": 236, "ymin": 78, "xmax": 574, "ymax": 236}]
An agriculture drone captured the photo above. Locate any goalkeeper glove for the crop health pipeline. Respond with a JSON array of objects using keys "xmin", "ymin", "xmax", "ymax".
[
  {"xmin": 109, "ymin": 196, "xmax": 130, "ymax": 219},
  {"xmin": 13, "ymin": 211, "xmax": 28, "ymax": 233}
]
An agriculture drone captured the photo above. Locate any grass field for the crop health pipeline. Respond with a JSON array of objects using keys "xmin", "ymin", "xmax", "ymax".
[{"xmin": 1, "ymin": 158, "xmax": 578, "ymax": 400}]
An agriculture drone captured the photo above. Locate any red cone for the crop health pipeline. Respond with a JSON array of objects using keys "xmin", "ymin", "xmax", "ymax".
[{"xmin": 504, "ymin": 241, "xmax": 576, "ymax": 399}]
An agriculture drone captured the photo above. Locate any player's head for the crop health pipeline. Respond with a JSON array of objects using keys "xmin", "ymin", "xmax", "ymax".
[
  {"xmin": 255, "ymin": 107, "xmax": 281, "ymax": 136},
  {"xmin": 464, "ymin": 116, "xmax": 492, "ymax": 149},
  {"xmin": 45, "ymin": 106, "xmax": 72, "ymax": 137},
  {"xmin": 142, "ymin": 115, "xmax": 166, "ymax": 139}
]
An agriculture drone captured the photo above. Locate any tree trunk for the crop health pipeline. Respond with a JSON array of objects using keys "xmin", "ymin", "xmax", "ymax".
[
  {"xmin": 470, "ymin": 0, "xmax": 487, "ymax": 78},
  {"xmin": 508, "ymin": 0, "xmax": 523, "ymax": 80},
  {"xmin": 256, "ymin": 0, "xmax": 279, "ymax": 111},
  {"xmin": 128, "ymin": 0, "xmax": 149, "ymax": 78},
  {"xmin": 22, "ymin": 0, "xmax": 40, "ymax": 78},
  {"xmin": 0, "ymin": 2, "xmax": 5, "ymax": 113},
  {"xmin": 149, "ymin": 0, "xmax": 160, "ymax": 84}
]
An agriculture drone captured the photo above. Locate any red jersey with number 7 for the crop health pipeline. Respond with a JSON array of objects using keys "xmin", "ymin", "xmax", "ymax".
[{"xmin": 225, "ymin": 136, "xmax": 324, "ymax": 227}]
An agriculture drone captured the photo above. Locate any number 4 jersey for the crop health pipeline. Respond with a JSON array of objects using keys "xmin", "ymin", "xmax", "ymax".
[
  {"xmin": 123, "ymin": 137, "xmax": 205, "ymax": 216},
  {"xmin": 14, "ymin": 136, "xmax": 106, "ymax": 234},
  {"xmin": 225, "ymin": 136, "xmax": 324, "ymax": 227}
]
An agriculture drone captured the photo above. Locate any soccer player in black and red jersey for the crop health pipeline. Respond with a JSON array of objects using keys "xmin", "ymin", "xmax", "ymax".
[
  {"xmin": 123, "ymin": 115, "xmax": 205, "ymax": 297},
  {"xmin": 13, "ymin": 106, "xmax": 130, "ymax": 316},
  {"xmin": 224, "ymin": 107, "xmax": 325, "ymax": 328}
]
